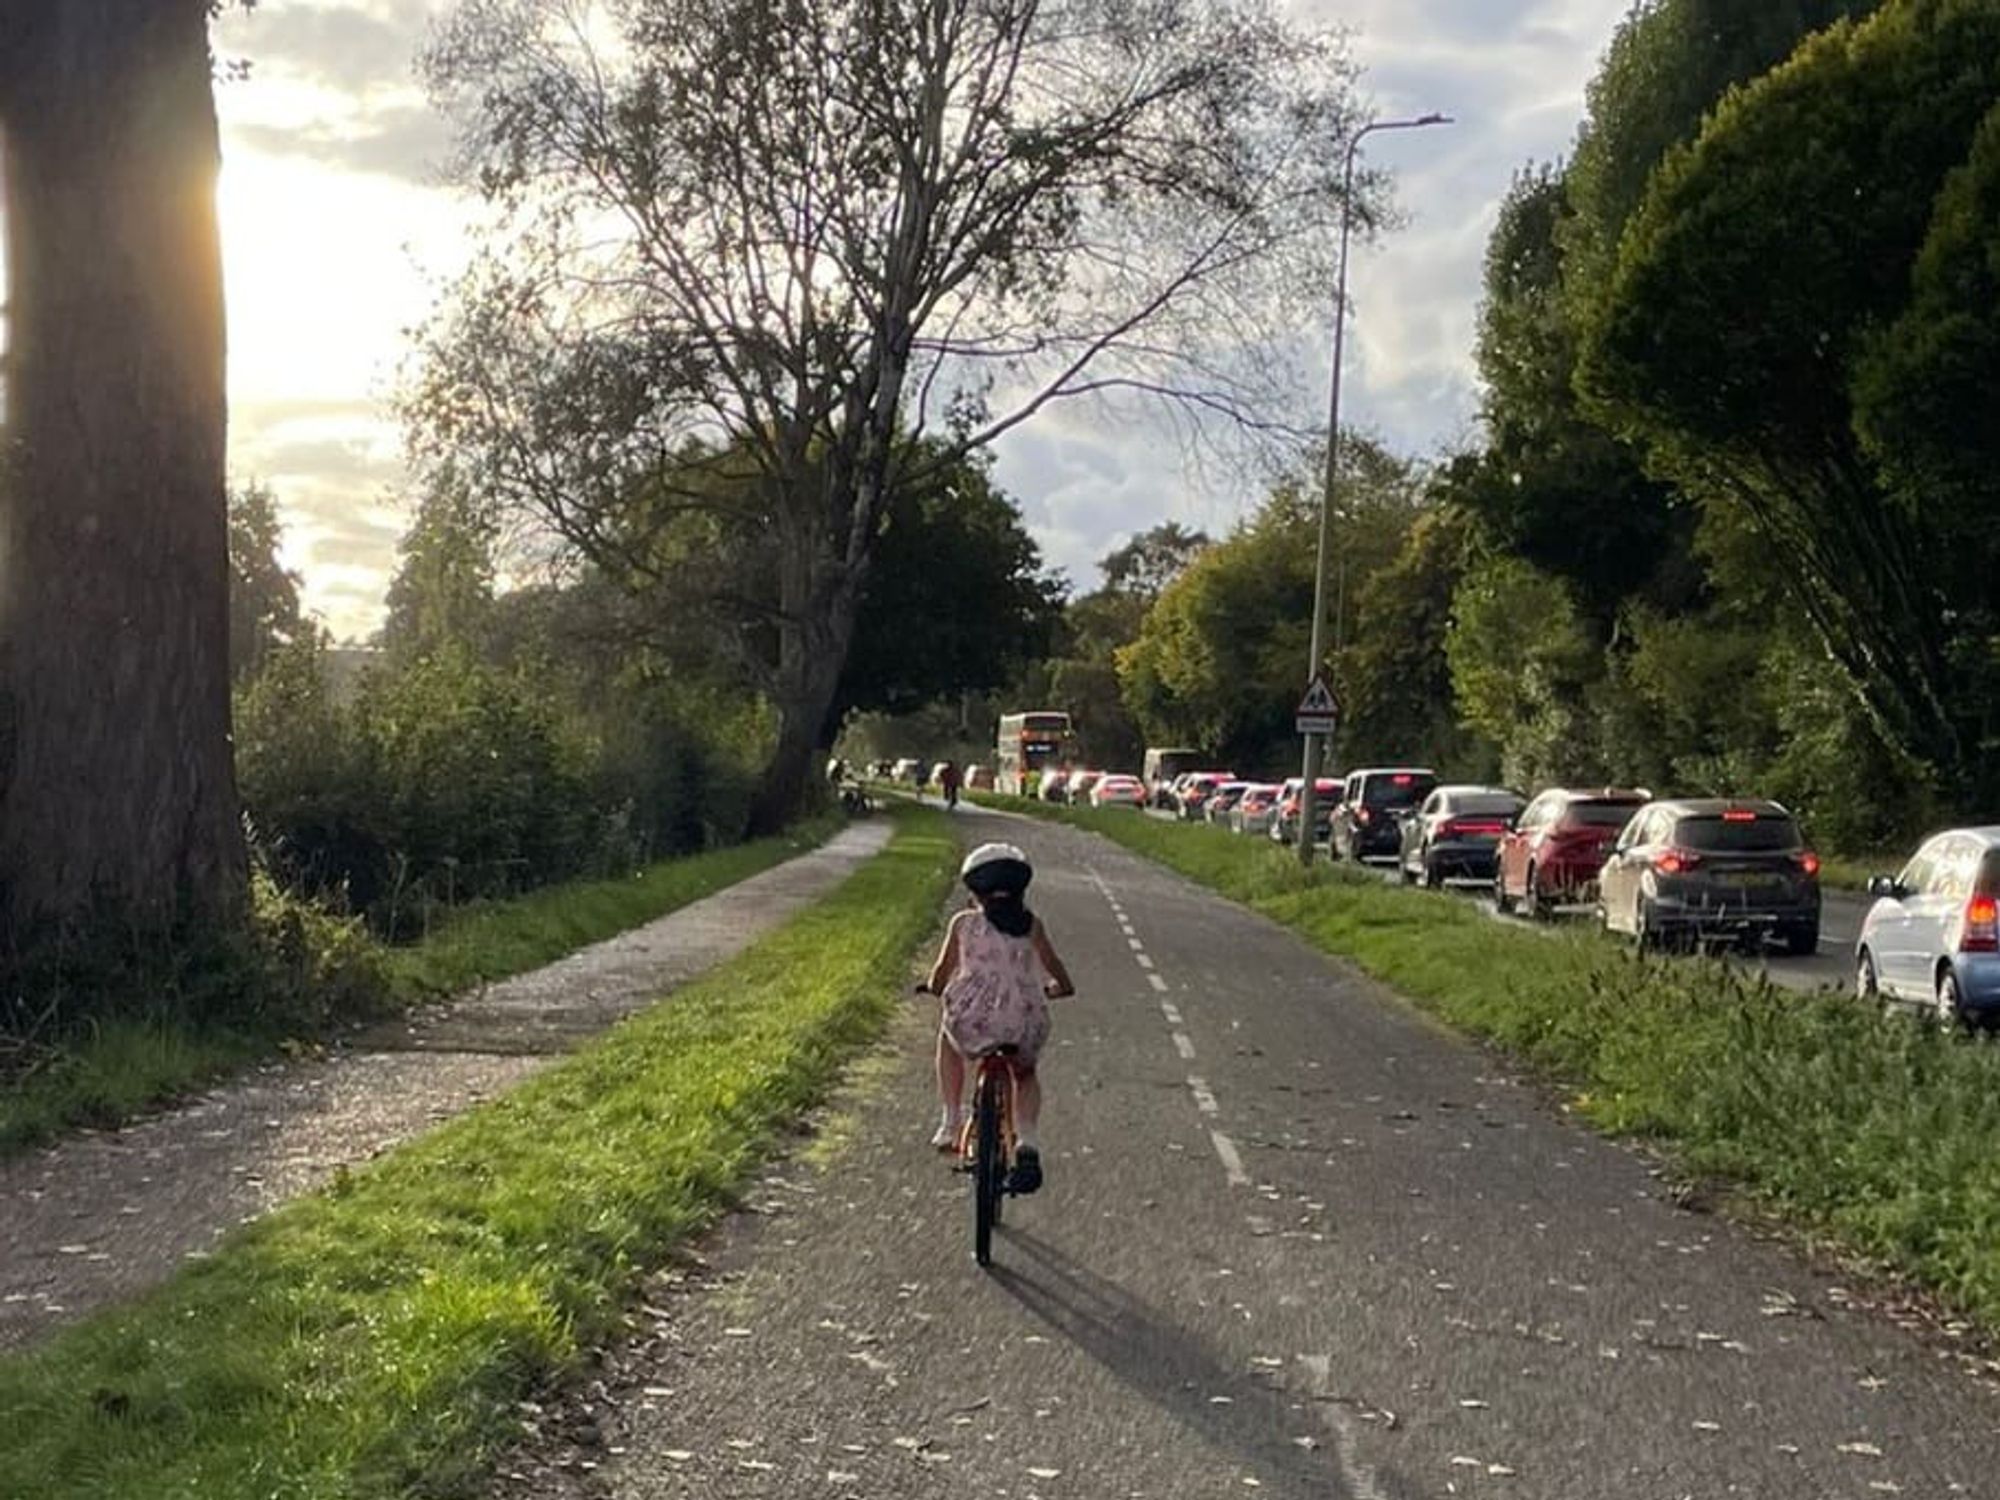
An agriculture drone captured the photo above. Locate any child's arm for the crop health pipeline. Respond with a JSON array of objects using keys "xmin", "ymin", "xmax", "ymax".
[
  {"xmin": 1030, "ymin": 918, "xmax": 1075, "ymax": 998},
  {"xmin": 923, "ymin": 912, "xmax": 966, "ymax": 994}
]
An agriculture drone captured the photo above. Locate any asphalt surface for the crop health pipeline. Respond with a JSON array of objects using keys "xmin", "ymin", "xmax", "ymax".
[{"xmin": 490, "ymin": 805, "xmax": 1999, "ymax": 1500}]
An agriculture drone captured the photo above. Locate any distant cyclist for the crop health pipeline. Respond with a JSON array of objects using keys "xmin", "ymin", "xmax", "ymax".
[
  {"xmin": 938, "ymin": 760, "xmax": 963, "ymax": 809},
  {"xmin": 921, "ymin": 842, "xmax": 1074, "ymax": 1193}
]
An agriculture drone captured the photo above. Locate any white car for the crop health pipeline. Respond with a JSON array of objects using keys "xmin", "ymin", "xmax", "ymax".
[
  {"xmin": 1090, "ymin": 774, "xmax": 1147, "ymax": 809},
  {"xmin": 1856, "ymin": 827, "xmax": 2000, "ymax": 1025}
]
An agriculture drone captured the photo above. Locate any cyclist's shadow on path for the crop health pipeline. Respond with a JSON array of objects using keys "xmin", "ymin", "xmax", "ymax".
[{"xmin": 987, "ymin": 1227, "xmax": 1414, "ymax": 1499}]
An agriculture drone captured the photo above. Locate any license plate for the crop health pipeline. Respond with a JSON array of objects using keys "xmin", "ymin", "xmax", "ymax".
[{"xmin": 1713, "ymin": 872, "xmax": 1778, "ymax": 888}]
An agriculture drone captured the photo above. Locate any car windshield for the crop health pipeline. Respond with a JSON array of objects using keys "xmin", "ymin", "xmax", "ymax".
[
  {"xmin": 1675, "ymin": 814, "xmax": 1802, "ymax": 852},
  {"xmin": 1363, "ymin": 775, "xmax": 1434, "ymax": 808},
  {"xmin": 1569, "ymin": 800, "xmax": 1643, "ymax": 827}
]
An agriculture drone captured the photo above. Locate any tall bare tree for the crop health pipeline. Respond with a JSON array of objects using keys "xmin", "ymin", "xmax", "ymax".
[
  {"xmin": 0, "ymin": 1, "xmax": 246, "ymax": 938},
  {"xmin": 414, "ymin": 0, "xmax": 1368, "ymax": 831}
]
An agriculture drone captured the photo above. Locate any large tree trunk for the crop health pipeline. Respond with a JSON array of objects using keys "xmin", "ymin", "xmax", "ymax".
[
  {"xmin": 746, "ymin": 528, "xmax": 864, "ymax": 838},
  {"xmin": 0, "ymin": 1, "xmax": 247, "ymax": 940}
]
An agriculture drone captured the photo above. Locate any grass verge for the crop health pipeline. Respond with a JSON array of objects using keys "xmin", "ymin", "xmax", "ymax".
[
  {"xmin": 0, "ymin": 804, "xmax": 951, "ymax": 1499},
  {"xmin": 978, "ymin": 791, "xmax": 2000, "ymax": 1334},
  {"xmin": 0, "ymin": 818, "xmax": 841, "ymax": 1156}
]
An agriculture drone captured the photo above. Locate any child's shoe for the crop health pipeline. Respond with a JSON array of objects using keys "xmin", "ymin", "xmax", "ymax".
[
  {"xmin": 1006, "ymin": 1145, "xmax": 1043, "ymax": 1194},
  {"xmin": 930, "ymin": 1113, "xmax": 963, "ymax": 1151}
]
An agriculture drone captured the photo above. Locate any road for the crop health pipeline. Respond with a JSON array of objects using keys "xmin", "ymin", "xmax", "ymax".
[{"xmin": 489, "ymin": 806, "xmax": 1997, "ymax": 1500}]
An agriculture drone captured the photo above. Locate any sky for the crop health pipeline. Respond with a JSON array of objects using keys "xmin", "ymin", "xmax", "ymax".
[{"xmin": 199, "ymin": 0, "xmax": 1635, "ymax": 641}]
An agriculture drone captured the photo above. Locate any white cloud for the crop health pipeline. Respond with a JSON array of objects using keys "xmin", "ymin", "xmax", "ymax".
[{"xmin": 198, "ymin": 0, "xmax": 1630, "ymax": 632}]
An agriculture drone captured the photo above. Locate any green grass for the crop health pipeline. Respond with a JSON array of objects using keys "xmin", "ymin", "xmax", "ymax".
[
  {"xmin": 0, "ymin": 805, "xmax": 952, "ymax": 1499},
  {"xmin": 0, "ymin": 818, "xmax": 841, "ymax": 1156},
  {"xmin": 979, "ymin": 791, "xmax": 2000, "ymax": 1333}
]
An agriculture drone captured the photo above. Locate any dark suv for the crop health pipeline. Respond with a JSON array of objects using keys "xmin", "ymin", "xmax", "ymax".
[
  {"xmin": 1331, "ymin": 767, "xmax": 1438, "ymax": 862},
  {"xmin": 1596, "ymin": 798, "xmax": 1821, "ymax": 954}
]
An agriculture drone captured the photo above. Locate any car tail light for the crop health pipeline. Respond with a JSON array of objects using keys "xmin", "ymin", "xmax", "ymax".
[
  {"xmin": 1795, "ymin": 851, "xmax": 1821, "ymax": 878},
  {"xmin": 1392, "ymin": 774, "xmax": 1414, "ymax": 786},
  {"xmin": 1654, "ymin": 848, "xmax": 1701, "ymax": 875},
  {"xmin": 1722, "ymin": 808, "xmax": 1757, "ymax": 823},
  {"xmin": 1962, "ymin": 894, "xmax": 1999, "ymax": 954},
  {"xmin": 1439, "ymin": 819, "xmax": 1506, "ymax": 838}
]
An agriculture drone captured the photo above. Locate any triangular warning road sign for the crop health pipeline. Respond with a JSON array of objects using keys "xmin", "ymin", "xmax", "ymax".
[{"xmin": 1297, "ymin": 676, "xmax": 1340, "ymax": 717}]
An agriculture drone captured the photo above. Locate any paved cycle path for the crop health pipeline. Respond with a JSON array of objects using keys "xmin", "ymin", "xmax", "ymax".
[
  {"xmin": 0, "ymin": 822, "xmax": 891, "ymax": 1352},
  {"xmin": 487, "ymin": 807, "xmax": 2000, "ymax": 1500}
]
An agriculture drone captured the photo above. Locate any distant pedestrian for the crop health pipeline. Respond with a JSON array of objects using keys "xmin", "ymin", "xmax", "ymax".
[{"xmin": 938, "ymin": 760, "xmax": 963, "ymax": 808}]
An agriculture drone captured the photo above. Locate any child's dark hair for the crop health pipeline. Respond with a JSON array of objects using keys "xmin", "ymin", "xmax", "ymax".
[{"xmin": 972, "ymin": 886, "xmax": 1034, "ymax": 938}]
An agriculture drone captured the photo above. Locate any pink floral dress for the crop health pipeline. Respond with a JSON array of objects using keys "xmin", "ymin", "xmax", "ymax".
[{"xmin": 942, "ymin": 911, "xmax": 1051, "ymax": 1065}]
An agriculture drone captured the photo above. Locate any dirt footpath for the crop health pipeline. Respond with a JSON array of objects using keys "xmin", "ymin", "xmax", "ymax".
[{"xmin": 0, "ymin": 823, "xmax": 891, "ymax": 1352}]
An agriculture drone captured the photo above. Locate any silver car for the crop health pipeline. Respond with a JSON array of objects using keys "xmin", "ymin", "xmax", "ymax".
[{"xmin": 1856, "ymin": 827, "xmax": 2000, "ymax": 1026}]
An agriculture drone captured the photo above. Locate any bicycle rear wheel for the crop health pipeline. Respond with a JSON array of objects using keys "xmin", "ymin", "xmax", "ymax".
[{"xmin": 973, "ymin": 1071, "xmax": 1003, "ymax": 1265}]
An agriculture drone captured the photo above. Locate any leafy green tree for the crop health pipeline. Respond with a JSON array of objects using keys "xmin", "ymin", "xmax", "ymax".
[
  {"xmin": 229, "ymin": 482, "xmax": 308, "ymax": 683},
  {"xmin": 1561, "ymin": 0, "xmax": 1885, "ymax": 316},
  {"xmin": 1445, "ymin": 556, "xmax": 1604, "ymax": 791},
  {"xmin": 1459, "ymin": 169, "xmax": 1690, "ymax": 625},
  {"xmin": 415, "ymin": 0, "xmax": 1370, "ymax": 832},
  {"xmin": 380, "ymin": 478, "xmax": 498, "ymax": 661},
  {"xmin": 1579, "ymin": 0, "xmax": 2000, "ymax": 798},
  {"xmin": 1336, "ymin": 506, "xmax": 1489, "ymax": 773},
  {"xmin": 1118, "ymin": 486, "xmax": 1316, "ymax": 773},
  {"xmin": 831, "ymin": 453, "xmax": 1066, "ymax": 736},
  {"xmin": 1099, "ymin": 523, "xmax": 1212, "ymax": 602},
  {"xmin": 1853, "ymin": 98, "xmax": 2000, "ymax": 703}
]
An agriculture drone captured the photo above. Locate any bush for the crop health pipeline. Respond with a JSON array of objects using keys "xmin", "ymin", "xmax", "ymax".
[{"xmin": 236, "ymin": 641, "xmax": 767, "ymax": 937}]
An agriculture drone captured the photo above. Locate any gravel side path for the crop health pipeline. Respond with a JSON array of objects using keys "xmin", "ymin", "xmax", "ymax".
[{"xmin": 0, "ymin": 822, "xmax": 892, "ymax": 1353}]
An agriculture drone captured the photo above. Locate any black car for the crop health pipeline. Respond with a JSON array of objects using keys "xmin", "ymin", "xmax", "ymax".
[
  {"xmin": 1331, "ymin": 767, "xmax": 1439, "ymax": 861},
  {"xmin": 1596, "ymin": 798, "xmax": 1821, "ymax": 954},
  {"xmin": 1398, "ymin": 785, "xmax": 1525, "ymax": 886}
]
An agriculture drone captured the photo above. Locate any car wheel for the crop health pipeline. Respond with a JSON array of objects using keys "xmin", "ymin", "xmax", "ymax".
[
  {"xmin": 1937, "ymin": 967, "xmax": 1966, "ymax": 1029},
  {"xmin": 1493, "ymin": 868, "xmax": 1514, "ymax": 915},
  {"xmin": 1422, "ymin": 852, "xmax": 1443, "ymax": 889},
  {"xmin": 1782, "ymin": 921, "xmax": 1819, "ymax": 958},
  {"xmin": 1526, "ymin": 863, "xmax": 1551, "ymax": 922},
  {"xmin": 1856, "ymin": 948, "xmax": 1881, "ymax": 1006},
  {"xmin": 1634, "ymin": 900, "xmax": 1659, "ymax": 955}
]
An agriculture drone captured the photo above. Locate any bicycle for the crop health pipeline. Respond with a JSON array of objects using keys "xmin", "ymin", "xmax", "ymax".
[
  {"xmin": 913, "ymin": 984, "xmax": 1024, "ymax": 1266},
  {"xmin": 961, "ymin": 1042, "xmax": 1017, "ymax": 1266}
]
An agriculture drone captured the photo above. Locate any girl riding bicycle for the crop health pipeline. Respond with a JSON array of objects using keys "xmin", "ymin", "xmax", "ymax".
[{"xmin": 922, "ymin": 842, "xmax": 1074, "ymax": 1193}]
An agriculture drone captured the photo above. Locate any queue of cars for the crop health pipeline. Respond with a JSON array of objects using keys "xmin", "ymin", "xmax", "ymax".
[{"xmin": 945, "ymin": 742, "xmax": 1997, "ymax": 1027}]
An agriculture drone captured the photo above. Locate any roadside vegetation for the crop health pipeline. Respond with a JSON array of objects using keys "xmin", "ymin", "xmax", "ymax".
[
  {"xmin": 0, "ymin": 819, "xmax": 840, "ymax": 1155},
  {"xmin": 986, "ymin": 793, "xmax": 2000, "ymax": 1333},
  {"xmin": 0, "ymin": 806, "xmax": 952, "ymax": 1500}
]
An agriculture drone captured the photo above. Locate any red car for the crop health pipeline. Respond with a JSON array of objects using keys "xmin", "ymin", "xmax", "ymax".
[{"xmin": 1494, "ymin": 787, "xmax": 1649, "ymax": 917}]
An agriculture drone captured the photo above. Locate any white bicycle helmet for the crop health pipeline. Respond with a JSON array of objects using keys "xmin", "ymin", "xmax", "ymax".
[{"xmin": 960, "ymin": 841, "xmax": 1033, "ymax": 894}]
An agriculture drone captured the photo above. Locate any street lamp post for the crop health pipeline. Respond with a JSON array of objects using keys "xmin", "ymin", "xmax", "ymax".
[{"xmin": 1297, "ymin": 112, "xmax": 1452, "ymax": 865}]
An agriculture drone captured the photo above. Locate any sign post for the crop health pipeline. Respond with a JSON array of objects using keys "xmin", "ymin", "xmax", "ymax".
[{"xmin": 1294, "ymin": 677, "xmax": 1342, "ymax": 863}]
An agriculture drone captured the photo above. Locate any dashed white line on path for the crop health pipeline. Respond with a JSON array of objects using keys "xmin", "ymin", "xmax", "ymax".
[
  {"xmin": 1147, "ymin": 974, "xmax": 1170, "ymax": 993},
  {"xmin": 1209, "ymin": 1130, "xmax": 1250, "ymax": 1188},
  {"xmin": 1127, "ymin": 936, "xmax": 1145, "ymax": 952},
  {"xmin": 1135, "ymin": 952, "xmax": 1155, "ymax": 970},
  {"xmin": 1188, "ymin": 1077, "xmax": 1220, "ymax": 1116},
  {"xmin": 1171, "ymin": 1031, "xmax": 1197, "ymax": 1061},
  {"xmin": 1159, "ymin": 1000, "xmax": 1183, "ymax": 1023}
]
